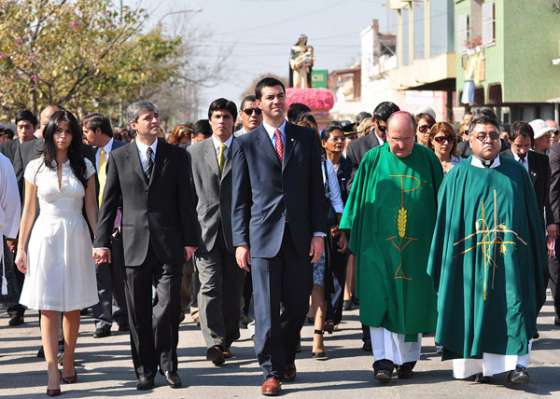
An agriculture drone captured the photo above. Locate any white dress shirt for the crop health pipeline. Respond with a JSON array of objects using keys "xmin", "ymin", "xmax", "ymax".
[
  {"xmin": 211, "ymin": 135, "xmax": 233, "ymax": 158},
  {"xmin": 511, "ymin": 152, "xmax": 529, "ymax": 172},
  {"xmin": 322, "ymin": 159, "xmax": 344, "ymax": 213},
  {"xmin": 263, "ymin": 120, "xmax": 286, "ymax": 148},
  {"xmin": 135, "ymin": 138, "xmax": 158, "ymax": 173},
  {"xmin": 95, "ymin": 138, "xmax": 114, "ymax": 171}
]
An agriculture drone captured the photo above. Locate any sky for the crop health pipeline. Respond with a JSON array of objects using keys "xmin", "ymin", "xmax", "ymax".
[{"xmin": 123, "ymin": 0, "xmax": 394, "ymax": 119}]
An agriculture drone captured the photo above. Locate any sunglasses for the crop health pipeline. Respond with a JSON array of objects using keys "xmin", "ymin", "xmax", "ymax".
[
  {"xmin": 418, "ymin": 125, "xmax": 431, "ymax": 133},
  {"xmin": 433, "ymin": 136, "xmax": 453, "ymax": 144},
  {"xmin": 243, "ymin": 108, "xmax": 262, "ymax": 116},
  {"xmin": 475, "ymin": 132, "xmax": 501, "ymax": 142},
  {"xmin": 377, "ymin": 125, "xmax": 387, "ymax": 133}
]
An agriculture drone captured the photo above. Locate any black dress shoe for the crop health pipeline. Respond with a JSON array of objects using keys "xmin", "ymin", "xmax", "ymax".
[
  {"xmin": 507, "ymin": 366, "xmax": 529, "ymax": 384},
  {"xmin": 473, "ymin": 373, "xmax": 492, "ymax": 383},
  {"xmin": 396, "ymin": 361, "xmax": 416, "ymax": 378},
  {"xmin": 136, "ymin": 376, "xmax": 155, "ymax": 390},
  {"xmin": 206, "ymin": 345, "xmax": 225, "ymax": 366},
  {"xmin": 93, "ymin": 326, "xmax": 111, "ymax": 338},
  {"xmin": 162, "ymin": 371, "xmax": 182, "ymax": 388},
  {"xmin": 373, "ymin": 359, "xmax": 394, "ymax": 383},
  {"xmin": 8, "ymin": 315, "xmax": 24, "ymax": 326}
]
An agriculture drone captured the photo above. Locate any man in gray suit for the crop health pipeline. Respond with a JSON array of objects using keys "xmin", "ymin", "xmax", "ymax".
[{"xmin": 188, "ymin": 98, "xmax": 245, "ymax": 366}]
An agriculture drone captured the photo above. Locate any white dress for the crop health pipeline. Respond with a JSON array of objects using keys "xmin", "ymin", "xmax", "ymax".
[{"xmin": 19, "ymin": 157, "xmax": 98, "ymax": 311}]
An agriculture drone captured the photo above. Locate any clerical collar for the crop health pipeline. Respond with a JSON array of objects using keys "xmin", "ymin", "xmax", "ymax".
[{"xmin": 471, "ymin": 155, "xmax": 501, "ymax": 169}]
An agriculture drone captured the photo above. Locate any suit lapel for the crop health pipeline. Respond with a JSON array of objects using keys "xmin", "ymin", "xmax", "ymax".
[
  {"xmin": 257, "ymin": 126, "xmax": 281, "ymax": 168},
  {"xmin": 148, "ymin": 138, "xmax": 167, "ymax": 187},
  {"xmin": 220, "ymin": 137, "xmax": 233, "ymax": 182},
  {"xmin": 128, "ymin": 141, "xmax": 148, "ymax": 186},
  {"xmin": 204, "ymin": 139, "xmax": 221, "ymax": 179},
  {"xmin": 283, "ymin": 123, "xmax": 298, "ymax": 171}
]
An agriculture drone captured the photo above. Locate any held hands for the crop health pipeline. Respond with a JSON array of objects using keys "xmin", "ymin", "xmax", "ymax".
[
  {"xmin": 184, "ymin": 246, "xmax": 197, "ymax": 262},
  {"xmin": 92, "ymin": 248, "xmax": 111, "ymax": 265},
  {"xmin": 14, "ymin": 250, "xmax": 27, "ymax": 273},
  {"xmin": 309, "ymin": 236, "xmax": 324, "ymax": 263},
  {"xmin": 236, "ymin": 245, "xmax": 251, "ymax": 272},
  {"xmin": 6, "ymin": 239, "xmax": 17, "ymax": 253}
]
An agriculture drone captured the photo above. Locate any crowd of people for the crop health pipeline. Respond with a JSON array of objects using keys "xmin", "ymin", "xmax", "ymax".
[{"xmin": 0, "ymin": 76, "xmax": 559, "ymax": 397}]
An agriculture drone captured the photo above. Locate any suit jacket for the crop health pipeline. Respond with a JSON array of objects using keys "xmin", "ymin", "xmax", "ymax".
[
  {"xmin": 90, "ymin": 139, "xmax": 126, "ymax": 202},
  {"xmin": 231, "ymin": 123, "xmax": 326, "ymax": 258},
  {"xmin": 187, "ymin": 137, "xmax": 234, "ymax": 253},
  {"xmin": 502, "ymin": 149, "xmax": 552, "ymax": 224},
  {"xmin": 0, "ymin": 140, "xmax": 19, "ymax": 164},
  {"xmin": 94, "ymin": 138, "xmax": 197, "ymax": 266},
  {"xmin": 346, "ymin": 133, "xmax": 380, "ymax": 171},
  {"xmin": 335, "ymin": 155, "xmax": 353, "ymax": 204},
  {"xmin": 548, "ymin": 144, "xmax": 560, "ymax": 225}
]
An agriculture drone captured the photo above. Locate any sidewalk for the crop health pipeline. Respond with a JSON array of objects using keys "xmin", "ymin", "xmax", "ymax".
[{"xmin": 1, "ymin": 297, "xmax": 559, "ymax": 398}]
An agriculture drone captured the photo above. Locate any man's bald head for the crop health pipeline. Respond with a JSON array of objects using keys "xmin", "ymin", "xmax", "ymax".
[
  {"xmin": 386, "ymin": 111, "xmax": 417, "ymax": 158},
  {"xmin": 37, "ymin": 104, "xmax": 61, "ymax": 138}
]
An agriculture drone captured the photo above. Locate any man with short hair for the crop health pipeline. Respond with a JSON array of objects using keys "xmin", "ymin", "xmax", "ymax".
[
  {"xmin": 188, "ymin": 98, "xmax": 246, "ymax": 366},
  {"xmin": 235, "ymin": 95, "xmax": 263, "ymax": 137},
  {"xmin": 15, "ymin": 110, "xmax": 37, "ymax": 144},
  {"xmin": 82, "ymin": 113, "xmax": 128, "ymax": 338},
  {"xmin": 286, "ymin": 102, "xmax": 311, "ymax": 124},
  {"xmin": 428, "ymin": 111, "xmax": 546, "ymax": 385},
  {"xmin": 192, "ymin": 119, "xmax": 213, "ymax": 144},
  {"xmin": 341, "ymin": 111, "xmax": 443, "ymax": 382},
  {"xmin": 93, "ymin": 100, "xmax": 198, "ymax": 390},
  {"xmin": 232, "ymin": 77, "xmax": 326, "ymax": 396}
]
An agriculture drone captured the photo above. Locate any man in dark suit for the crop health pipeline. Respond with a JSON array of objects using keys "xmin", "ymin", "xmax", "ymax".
[
  {"xmin": 547, "ymin": 134, "xmax": 560, "ymax": 328},
  {"xmin": 504, "ymin": 121, "xmax": 557, "ymax": 337},
  {"xmin": 188, "ymin": 98, "xmax": 245, "ymax": 366},
  {"xmin": 93, "ymin": 100, "xmax": 198, "ymax": 390},
  {"xmin": 346, "ymin": 101, "xmax": 400, "ymax": 175},
  {"xmin": 232, "ymin": 77, "xmax": 326, "ymax": 396},
  {"xmin": 82, "ymin": 113, "xmax": 128, "ymax": 338}
]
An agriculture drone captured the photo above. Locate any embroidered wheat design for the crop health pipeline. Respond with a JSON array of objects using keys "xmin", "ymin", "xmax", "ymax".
[{"xmin": 397, "ymin": 207, "xmax": 407, "ymax": 238}]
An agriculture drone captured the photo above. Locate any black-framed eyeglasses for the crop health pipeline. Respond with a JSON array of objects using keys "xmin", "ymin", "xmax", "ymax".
[
  {"xmin": 475, "ymin": 132, "xmax": 500, "ymax": 142},
  {"xmin": 243, "ymin": 108, "xmax": 262, "ymax": 116},
  {"xmin": 433, "ymin": 135, "xmax": 453, "ymax": 144}
]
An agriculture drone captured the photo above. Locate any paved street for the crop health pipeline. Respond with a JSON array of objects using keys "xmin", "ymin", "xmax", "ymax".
[{"xmin": 1, "ymin": 294, "xmax": 560, "ymax": 399}]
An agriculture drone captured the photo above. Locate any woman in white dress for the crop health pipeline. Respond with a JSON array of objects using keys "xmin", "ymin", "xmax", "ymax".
[{"xmin": 15, "ymin": 110, "xmax": 98, "ymax": 397}]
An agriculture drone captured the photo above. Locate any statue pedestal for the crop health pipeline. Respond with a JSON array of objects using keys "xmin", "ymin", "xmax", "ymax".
[{"xmin": 286, "ymin": 88, "xmax": 335, "ymax": 128}]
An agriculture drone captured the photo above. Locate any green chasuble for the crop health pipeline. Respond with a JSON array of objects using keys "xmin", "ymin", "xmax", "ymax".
[
  {"xmin": 427, "ymin": 156, "xmax": 547, "ymax": 359},
  {"xmin": 340, "ymin": 143, "xmax": 443, "ymax": 339}
]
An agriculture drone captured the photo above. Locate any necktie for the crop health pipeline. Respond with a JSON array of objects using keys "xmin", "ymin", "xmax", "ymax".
[
  {"xmin": 274, "ymin": 128, "xmax": 284, "ymax": 161},
  {"xmin": 217, "ymin": 143, "xmax": 226, "ymax": 173},
  {"xmin": 98, "ymin": 149, "xmax": 107, "ymax": 205},
  {"xmin": 145, "ymin": 147, "xmax": 154, "ymax": 181}
]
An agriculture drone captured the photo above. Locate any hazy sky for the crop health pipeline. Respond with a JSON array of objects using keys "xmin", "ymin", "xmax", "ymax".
[{"xmin": 123, "ymin": 0, "xmax": 393, "ymax": 118}]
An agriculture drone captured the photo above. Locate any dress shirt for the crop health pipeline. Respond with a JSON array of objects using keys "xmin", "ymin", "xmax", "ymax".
[
  {"xmin": 471, "ymin": 155, "xmax": 501, "ymax": 169},
  {"xmin": 96, "ymin": 138, "xmax": 114, "ymax": 171},
  {"xmin": 375, "ymin": 133, "xmax": 385, "ymax": 145},
  {"xmin": 211, "ymin": 135, "xmax": 233, "ymax": 157},
  {"xmin": 263, "ymin": 120, "xmax": 286, "ymax": 148},
  {"xmin": 511, "ymin": 152, "xmax": 529, "ymax": 172},
  {"xmin": 135, "ymin": 138, "xmax": 158, "ymax": 173},
  {"xmin": 322, "ymin": 159, "xmax": 344, "ymax": 213}
]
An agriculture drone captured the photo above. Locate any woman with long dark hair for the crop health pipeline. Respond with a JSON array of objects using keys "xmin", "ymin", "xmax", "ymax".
[{"xmin": 15, "ymin": 110, "xmax": 98, "ymax": 396}]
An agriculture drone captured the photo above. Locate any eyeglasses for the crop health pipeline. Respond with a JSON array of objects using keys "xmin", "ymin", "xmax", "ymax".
[
  {"xmin": 433, "ymin": 136, "xmax": 453, "ymax": 144},
  {"xmin": 328, "ymin": 136, "xmax": 345, "ymax": 142},
  {"xmin": 475, "ymin": 132, "xmax": 501, "ymax": 142},
  {"xmin": 418, "ymin": 125, "xmax": 431, "ymax": 133},
  {"xmin": 242, "ymin": 108, "xmax": 262, "ymax": 116}
]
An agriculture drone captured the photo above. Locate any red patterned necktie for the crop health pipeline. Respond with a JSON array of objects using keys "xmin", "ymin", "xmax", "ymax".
[{"xmin": 274, "ymin": 128, "xmax": 284, "ymax": 161}]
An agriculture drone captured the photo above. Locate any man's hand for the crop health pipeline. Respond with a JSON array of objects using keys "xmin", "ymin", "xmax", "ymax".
[
  {"xmin": 14, "ymin": 250, "xmax": 27, "ymax": 273},
  {"xmin": 184, "ymin": 246, "xmax": 197, "ymax": 262},
  {"xmin": 337, "ymin": 231, "xmax": 348, "ymax": 253},
  {"xmin": 235, "ymin": 245, "xmax": 251, "ymax": 272},
  {"xmin": 6, "ymin": 239, "xmax": 17, "ymax": 253},
  {"xmin": 547, "ymin": 224, "xmax": 558, "ymax": 242},
  {"xmin": 92, "ymin": 248, "xmax": 111, "ymax": 265},
  {"xmin": 309, "ymin": 237, "xmax": 324, "ymax": 263}
]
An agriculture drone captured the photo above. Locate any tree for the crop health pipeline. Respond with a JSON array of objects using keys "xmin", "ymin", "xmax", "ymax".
[{"xmin": 0, "ymin": 0, "xmax": 184, "ymax": 119}]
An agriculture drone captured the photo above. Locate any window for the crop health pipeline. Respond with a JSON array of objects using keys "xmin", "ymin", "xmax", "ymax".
[
  {"xmin": 482, "ymin": 2, "xmax": 496, "ymax": 45},
  {"xmin": 456, "ymin": 13, "xmax": 470, "ymax": 53}
]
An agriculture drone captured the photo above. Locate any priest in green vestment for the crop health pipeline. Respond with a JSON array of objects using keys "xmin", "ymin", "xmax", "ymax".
[
  {"xmin": 340, "ymin": 111, "xmax": 443, "ymax": 382},
  {"xmin": 427, "ymin": 111, "xmax": 547, "ymax": 385}
]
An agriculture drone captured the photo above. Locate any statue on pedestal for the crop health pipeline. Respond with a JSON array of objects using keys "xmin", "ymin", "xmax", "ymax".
[{"xmin": 289, "ymin": 34, "xmax": 314, "ymax": 89}]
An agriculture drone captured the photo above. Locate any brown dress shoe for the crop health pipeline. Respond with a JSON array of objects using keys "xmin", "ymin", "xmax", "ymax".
[
  {"xmin": 282, "ymin": 363, "xmax": 296, "ymax": 382},
  {"xmin": 261, "ymin": 377, "xmax": 281, "ymax": 396}
]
